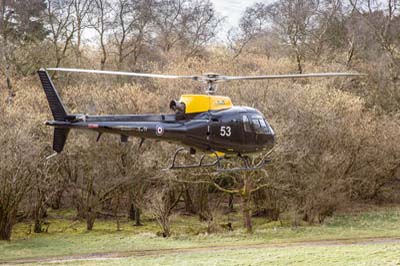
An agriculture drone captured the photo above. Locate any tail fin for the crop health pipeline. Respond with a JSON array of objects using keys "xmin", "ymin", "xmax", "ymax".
[
  {"xmin": 38, "ymin": 69, "xmax": 70, "ymax": 154},
  {"xmin": 38, "ymin": 69, "xmax": 68, "ymax": 121},
  {"xmin": 53, "ymin": 128, "xmax": 70, "ymax": 153}
]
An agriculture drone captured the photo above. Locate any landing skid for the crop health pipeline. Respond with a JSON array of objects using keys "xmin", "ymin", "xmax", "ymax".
[
  {"xmin": 167, "ymin": 147, "xmax": 223, "ymax": 170},
  {"xmin": 166, "ymin": 147, "xmax": 271, "ymax": 172}
]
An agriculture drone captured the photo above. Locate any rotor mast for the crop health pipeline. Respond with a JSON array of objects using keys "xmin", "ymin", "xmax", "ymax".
[{"xmin": 203, "ymin": 73, "xmax": 220, "ymax": 94}]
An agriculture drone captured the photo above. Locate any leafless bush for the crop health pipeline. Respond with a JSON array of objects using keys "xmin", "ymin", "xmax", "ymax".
[{"xmin": 144, "ymin": 181, "xmax": 182, "ymax": 237}]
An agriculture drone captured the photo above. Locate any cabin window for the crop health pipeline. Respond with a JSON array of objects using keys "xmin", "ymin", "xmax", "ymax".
[
  {"xmin": 250, "ymin": 115, "xmax": 271, "ymax": 134},
  {"xmin": 264, "ymin": 119, "xmax": 274, "ymax": 135},
  {"xmin": 252, "ymin": 119, "xmax": 263, "ymax": 134},
  {"xmin": 243, "ymin": 115, "xmax": 252, "ymax": 132}
]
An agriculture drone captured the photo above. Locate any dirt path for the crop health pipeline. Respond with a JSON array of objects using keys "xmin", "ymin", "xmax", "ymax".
[{"xmin": 3, "ymin": 236, "xmax": 400, "ymax": 265}]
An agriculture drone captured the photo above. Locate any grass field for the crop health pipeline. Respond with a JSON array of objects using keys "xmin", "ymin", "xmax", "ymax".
[
  {"xmin": 20, "ymin": 242, "xmax": 400, "ymax": 266},
  {"xmin": 1, "ymin": 206, "xmax": 400, "ymax": 265}
]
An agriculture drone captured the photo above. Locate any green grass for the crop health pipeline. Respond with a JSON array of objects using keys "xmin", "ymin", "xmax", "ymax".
[
  {"xmin": 1, "ymin": 207, "xmax": 400, "ymax": 262},
  {"xmin": 23, "ymin": 242, "xmax": 400, "ymax": 266}
]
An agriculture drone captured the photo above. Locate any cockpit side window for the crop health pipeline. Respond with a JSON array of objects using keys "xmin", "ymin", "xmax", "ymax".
[
  {"xmin": 249, "ymin": 115, "xmax": 272, "ymax": 134},
  {"xmin": 263, "ymin": 119, "xmax": 274, "ymax": 135},
  {"xmin": 252, "ymin": 119, "xmax": 263, "ymax": 134},
  {"xmin": 243, "ymin": 115, "xmax": 252, "ymax": 132}
]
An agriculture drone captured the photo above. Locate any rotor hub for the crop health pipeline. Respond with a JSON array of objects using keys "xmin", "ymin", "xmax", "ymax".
[{"xmin": 203, "ymin": 73, "xmax": 220, "ymax": 94}]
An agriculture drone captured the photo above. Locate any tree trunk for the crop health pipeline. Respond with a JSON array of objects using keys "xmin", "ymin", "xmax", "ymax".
[
  {"xmin": 100, "ymin": 57, "xmax": 106, "ymax": 70},
  {"xmin": 129, "ymin": 204, "xmax": 142, "ymax": 226},
  {"xmin": 6, "ymin": 72, "xmax": 13, "ymax": 104},
  {"xmin": 161, "ymin": 217, "xmax": 170, "ymax": 237},
  {"xmin": 242, "ymin": 197, "xmax": 253, "ymax": 234},
  {"xmin": 100, "ymin": 36, "xmax": 107, "ymax": 70},
  {"xmin": 228, "ymin": 194, "xmax": 234, "ymax": 212},
  {"xmin": 134, "ymin": 207, "xmax": 142, "ymax": 226},
  {"xmin": 86, "ymin": 208, "xmax": 96, "ymax": 231},
  {"xmin": 3, "ymin": 56, "xmax": 14, "ymax": 104},
  {"xmin": 34, "ymin": 218, "xmax": 42, "ymax": 233},
  {"xmin": 114, "ymin": 194, "xmax": 121, "ymax": 231},
  {"xmin": 0, "ymin": 224, "xmax": 12, "ymax": 241},
  {"xmin": 183, "ymin": 188, "xmax": 196, "ymax": 214},
  {"xmin": 128, "ymin": 203, "xmax": 135, "ymax": 221},
  {"xmin": 242, "ymin": 173, "xmax": 253, "ymax": 234},
  {"xmin": 33, "ymin": 205, "xmax": 43, "ymax": 233},
  {"xmin": 295, "ymin": 49, "xmax": 303, "ymax": 74},
  {"xmin": 0, "ymin": 212, "xmax": 13, "ymax": 241},
  {"xmin": 51, "ymin": 190, "xmax": 63, "ymax": 210},
  {"xmin": 291, "ymin": 39, "xmax": 303, "ymax": 74},
  {"xmin": 197, "ymin": 184, "xmax": 211, "ymax": 221}
]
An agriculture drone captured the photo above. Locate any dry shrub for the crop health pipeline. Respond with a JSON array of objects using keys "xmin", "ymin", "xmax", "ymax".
[
  {"xmin": 144, "ymin": 181, "xmax": 182, "ymax": 237},
  {"xmin": 263, "ymin": 84, "xmax": 399, "ymax": 223},
  {"xmin": 0, "ymin": 98, "xmax": 46, "ymax": 239}
]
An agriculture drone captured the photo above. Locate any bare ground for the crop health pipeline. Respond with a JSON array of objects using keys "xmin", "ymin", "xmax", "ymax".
[{"xmin": 2, "ymin": 236, "xmax": 400, "ymax": 265}]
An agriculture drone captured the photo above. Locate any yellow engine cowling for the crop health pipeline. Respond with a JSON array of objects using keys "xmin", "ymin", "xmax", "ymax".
[{"xmin": 179, "ymin": 94, "xmax": 233, "ymax": 114}]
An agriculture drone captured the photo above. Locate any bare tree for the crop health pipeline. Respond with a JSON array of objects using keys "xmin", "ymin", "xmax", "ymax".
[
  {"xmin": 44, "ymin": 0, "xmax": 76, "ymax": 68},
  {"xmin": 268, "ymin": 0, "xmax": 320, "ymax": 73},
  {"xmin": 153, "ymin": 0, "xmax": 187, "ymax": 53},
  {"xmin": 63, "ymin": 147, "xmax": 131, "ymax": 231},
  {"xmin": 145, "ymin": 181, "xmax": 182, "ymax": 237},
  {"xmin": 229, "ymin": 2, "xmax": 270, "ymax": 58},
  {"xmin": 349, "ymin": 0, "xmax": 400, "ymax": 74},
  {"xmin": 0, "ymin": 0, "xmax": 46, "ymax": 103},
  {"xmin": 90, "ymin": 0, "xmax": 112, "ymax": 69},
  {"xmin": 0, "ymin": 0, "xmax": 14, "ymax": 103},
  {"xmin": 30, "ymin": 162, "xmax": 64, "ymax": 233},
  {"xmin": 306, "ymin": 0, "xmax": 344, "ymax": 62},
  {"xmin": 0, "ymin": 109, "xmax": 41, "ymax": 240},
  {"xmin": 111, "ymin": 0, "xmax": 154, "ymax": 69},
  {"xmin": 211, "ymin": 170, "xmax": 274, "ymax": 233},
  {"xmin": 172, "ymin": 163, "xmax": 274, "ymax": 234},
  {"xmin": 235, "ymin": 0, "xmax": 341, "ymax": 71},
  {"xmin": 181, "ymin": 0, "xmax": 223, "ymax": 58},
  {"xmin": 72, "ymin": 0, "xmax": 94, "ymax": 65}
]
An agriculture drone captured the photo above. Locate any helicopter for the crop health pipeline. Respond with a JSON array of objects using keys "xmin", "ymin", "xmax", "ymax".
[{"xmin": 38, "ymin": 68, "xmax": 364, "ymax": 171}]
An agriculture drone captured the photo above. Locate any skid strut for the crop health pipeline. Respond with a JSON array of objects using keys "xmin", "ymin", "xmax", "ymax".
[{"xmin": 166, "ymin": 147, "xmax": 271, "ymax": 172}]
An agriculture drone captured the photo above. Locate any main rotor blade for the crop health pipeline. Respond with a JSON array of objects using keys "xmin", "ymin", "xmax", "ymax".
[
  {"xmin": 46, "ymin": 68, "xmax": 366, "ymax": 86},
  {"xmin": 221, "ymin": 72, "xmax": 367, "ymax": 81},
  {"xmin": 46, "ymin": 68, "xmax": 198, "ymax": 80}
]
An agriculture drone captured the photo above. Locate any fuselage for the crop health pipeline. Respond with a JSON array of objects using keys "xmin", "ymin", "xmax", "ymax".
[{"xmin": 46, "ymin": 106, "xmax": 275, "ymax": 155}]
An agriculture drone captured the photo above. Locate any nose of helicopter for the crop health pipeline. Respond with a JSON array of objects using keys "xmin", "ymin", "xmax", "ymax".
[
  {"xmin": 265, "ymin": 131, "xmax": 275, "ymax": 146},
  {"xmin": 263, "ymin": 123, "xmax": 275, "ymax": 147}
]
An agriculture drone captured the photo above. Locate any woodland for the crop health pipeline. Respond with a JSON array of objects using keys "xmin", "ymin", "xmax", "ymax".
[{"xmin": 0, "ymin": 0, "xmax": 399, "ymax": 242}]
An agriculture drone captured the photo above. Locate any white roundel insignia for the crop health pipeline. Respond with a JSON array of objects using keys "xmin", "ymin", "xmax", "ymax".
[{"xmin": 156, "ymin": 125, "xmax": 164, "ymax": 136}]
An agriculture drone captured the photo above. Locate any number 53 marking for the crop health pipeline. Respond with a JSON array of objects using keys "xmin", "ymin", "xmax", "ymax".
[{"xmin": 220, "ymin": 126, "xmax": 231, "ymax": 137}]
